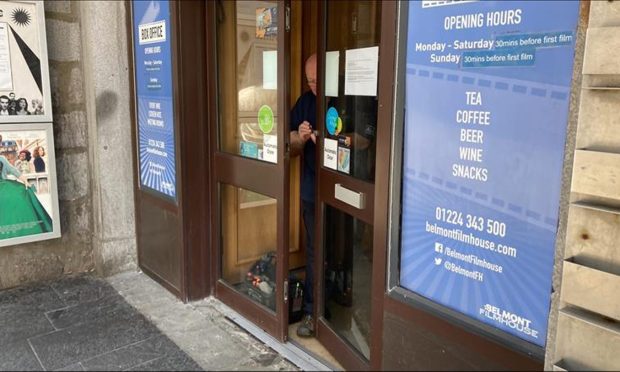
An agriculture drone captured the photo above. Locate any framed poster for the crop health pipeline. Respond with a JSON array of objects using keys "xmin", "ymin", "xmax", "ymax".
[
  {"xmin": 131, "ymin": 0, "xmax": 177, "ymax": 201},
  {"xmin": 0, "ymin": 1, "xmax": 52, "ymax": 123},
  {"xmin": 0, "ymin": 123, "xmax": 61, "ymax": 247},
  {"xmin": 399, "ymin": 1, "xmax": 580, "ymax": 347}
]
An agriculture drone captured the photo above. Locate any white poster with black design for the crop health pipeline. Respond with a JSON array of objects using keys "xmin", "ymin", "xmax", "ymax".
[{"xmin": 0, "ymin": 1, "xmax": 52, "ymax": 123}]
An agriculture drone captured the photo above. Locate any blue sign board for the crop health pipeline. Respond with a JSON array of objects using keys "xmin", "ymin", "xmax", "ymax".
[
  {"xmin": 400, "ymin": 1, "xmax": 579, "ymax": 347},
  {"xmin": 132, "ymin": 0, "xmax": 176, "ymax": 200}
]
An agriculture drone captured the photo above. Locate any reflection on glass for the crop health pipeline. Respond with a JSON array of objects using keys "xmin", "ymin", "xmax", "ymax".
[
  {"xmin": 324, "ymin": 1, "xmax": 381, "ymax": 182},
  {"xmin": 323, "ymin": 205, "xmax": 373, "ymax": 359},
  {"xmin": 216, "ymin": 1, "xmax": 279, "ymax": 163},
  {"xmin": 220, "ymin": 183, "xmax": 278, "ymax": 311}
]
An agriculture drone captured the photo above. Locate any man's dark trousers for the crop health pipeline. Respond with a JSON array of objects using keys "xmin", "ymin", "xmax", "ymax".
[{"xmin": 302, "ymin": 200, "xmax": 315, "ymax": 315}]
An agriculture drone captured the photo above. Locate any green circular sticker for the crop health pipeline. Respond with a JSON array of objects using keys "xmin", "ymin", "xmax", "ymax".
[{"xmin": 258, "ymin": 105, "xmax": 274, "ymax": 134}]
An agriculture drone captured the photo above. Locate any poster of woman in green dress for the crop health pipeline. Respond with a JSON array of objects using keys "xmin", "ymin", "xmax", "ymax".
[{"xmin": 0, "ymin": 126, "xmax": 58, "ymax": 245}]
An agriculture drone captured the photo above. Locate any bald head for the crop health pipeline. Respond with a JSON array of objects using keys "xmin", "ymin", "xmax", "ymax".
[{"xmin": 305, "ymin": 53, "xmax": 317, "ymax": 96}]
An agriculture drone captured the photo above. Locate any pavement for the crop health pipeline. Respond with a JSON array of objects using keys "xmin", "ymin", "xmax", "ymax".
[{"xmin": 0, "ymin": 271, "xmax": 300, "ymax": 371}]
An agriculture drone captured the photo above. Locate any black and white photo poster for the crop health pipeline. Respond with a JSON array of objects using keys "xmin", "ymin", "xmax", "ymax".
[{"xmin": 0, "ymin": 1, "xmax": 51, "ymax": 123}]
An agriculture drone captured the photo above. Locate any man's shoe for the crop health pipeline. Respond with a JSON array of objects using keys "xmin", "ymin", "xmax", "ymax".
[{"xmin": 296, "ymin": 314, "xmax": 314, "ymax": 337}]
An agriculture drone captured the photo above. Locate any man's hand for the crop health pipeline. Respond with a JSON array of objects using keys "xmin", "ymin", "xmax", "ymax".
[
  {"xmin": 298, "ymin": 121, "xmax": 313, "ymax": 143},
  {"xmin": 290, "ymin": 121, "xmax": 316, "ymax": 156}
]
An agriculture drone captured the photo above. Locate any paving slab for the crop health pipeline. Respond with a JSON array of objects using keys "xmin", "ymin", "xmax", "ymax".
[
  {"xmin": 29, "ymin": 304, "xmax": 160, "ymax": 370},
  {"xmin": 107, "ymin": 271, "xmax": 299, "ymax": 371},
  {"xmin": 50, "ymin": 275, "xmax": 118, "ymax": 307},
  {"xmin": 0, "ymin": 274, "xmax": 203, "ymax": 371},
  {"xmin": 45, "ymin": 293, "xmax": 133, "ymax": 330},
  {"xmin": 0, "ymin": 271, "xmax": 301, "ymax": 371},
  {"xmin": 0, "ymin": 304, "xmax": 55, "ymax": 346},
  {"xmin": 0, "ymin": 283, "xmax": 65, "ymax": 312},
  {"xmin": 126, "ymin": 357, "xmax": 175, "ymax": 371},
  {"xmin": 55, "ymin": 362, "xmax": 84, "ymax": 371},
  {"xmin": 0, "ymin": 339, "xmax": 43, "ymax": 371},
  {"xmin": 81, "ymin": 335, "xmax": 200, "ymax": 371}
]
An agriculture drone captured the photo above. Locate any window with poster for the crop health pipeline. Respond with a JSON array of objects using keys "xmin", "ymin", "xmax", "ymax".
[{"xmin": 387, "ymin": 0, "xmax": 581, "ymax": 356}]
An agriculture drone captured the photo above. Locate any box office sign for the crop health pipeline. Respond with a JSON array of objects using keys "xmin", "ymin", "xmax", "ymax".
[
  {"xmin": 132, "ymin": 0, "xmax": 177, "ymax": 201},
  {"xmin": 400, "ymin": 1, "xmax": 579, "ymax": 346}
]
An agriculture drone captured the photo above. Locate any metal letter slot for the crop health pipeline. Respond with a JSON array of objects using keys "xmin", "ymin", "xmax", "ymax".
[{"xmin": 335, "ymin": 183, "xmax": 365, "ymax": 209}]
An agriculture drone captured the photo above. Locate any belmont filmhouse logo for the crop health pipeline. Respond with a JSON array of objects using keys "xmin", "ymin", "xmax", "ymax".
[
  {"xmin": 480, "ymin": 303, "xmax": 539, "ymax": 339},
  {"xmin": 422, "ymin": 0, "xmax": 479, "ymax": 8}
]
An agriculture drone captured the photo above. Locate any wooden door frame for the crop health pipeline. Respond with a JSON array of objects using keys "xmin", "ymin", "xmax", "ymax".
[
  {"xmin": 205, "ymin": 0, "xmax": 291, "ymax": 342},
  {"xmin": 313, "ymin": 1, "xmax": 397, "ymax": 369},
  {"xmin": 369, "ymin": 1, "xmax": 397, "ymax": 370},
  {"xmin": 127, "ymin": 0, "xmax": 211, "ymax": 302},
  {"xmin": 176, "ymin": 0, "xmax": 211, "ymax": 302}
]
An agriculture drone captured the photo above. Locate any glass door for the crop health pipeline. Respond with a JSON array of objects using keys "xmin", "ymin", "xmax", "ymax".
[
  {"xmin": 210, "ymin": 0, "xmax": 290, "ymax": 341},
  {"xmin": 314, "ymin": 0, "xmax": 390, "ymax": 368}
]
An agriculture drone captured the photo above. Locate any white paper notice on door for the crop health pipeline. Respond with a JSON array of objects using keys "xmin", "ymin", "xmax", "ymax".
[
  {"xmin": 323, "ymin": 138, "xmax": 338, "ymax": 170},
  {"xmin": 344, "ymin": 46, "xmax": 378, "ymax": 97},
  {"xmin": 263, "ymin": 134, "xmax": 277, "ymax": 163},
  {"xmin": 0, "ymin": 23, "xmax": 13, "ymax": 91},
  {"xmin": 325, "ymin": 51, "xmax": 339, "ymax": 97},
  {"xmin": 263, "ymin": 50, "xmax": 277, "ymax": 90}
]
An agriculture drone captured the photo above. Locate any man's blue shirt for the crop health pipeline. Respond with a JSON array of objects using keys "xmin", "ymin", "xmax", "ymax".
[{"xmin": 290, "ymin": 91, "xmax": 316, "ymax": 203}]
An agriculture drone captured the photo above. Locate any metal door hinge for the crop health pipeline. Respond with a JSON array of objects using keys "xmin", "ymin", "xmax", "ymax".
[
  {"xmin": 284, "ymin": 279, "xmax": 289, "ymax": 302},
  {"xmin": 285, "ymin": 6, "xmax": 291, "ymax": 32}
]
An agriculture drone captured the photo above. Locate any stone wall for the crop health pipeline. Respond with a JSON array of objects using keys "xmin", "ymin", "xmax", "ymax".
[
  {"xmin": 0, "ymin": 0, "xmax": 137, "ymax": 289},
  {"xmin": 548, "ymin": 1, "xmax": 620, "ymax": 370}
]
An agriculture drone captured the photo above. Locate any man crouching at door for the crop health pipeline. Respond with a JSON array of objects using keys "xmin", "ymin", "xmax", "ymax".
[{"xmin": 290, "ymin": 53, "xmax": 317, "ymax": 337}]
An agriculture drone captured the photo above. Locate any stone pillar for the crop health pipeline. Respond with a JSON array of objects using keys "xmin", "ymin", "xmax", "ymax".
[{"xmin": 79, "ymin": 0, "xmax": 137, "ymax": 276}]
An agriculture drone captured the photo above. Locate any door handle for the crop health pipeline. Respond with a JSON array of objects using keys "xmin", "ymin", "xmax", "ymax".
[{"xmin": 335, "ymin": 183, "xmax": 365, "ymax": 209}]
